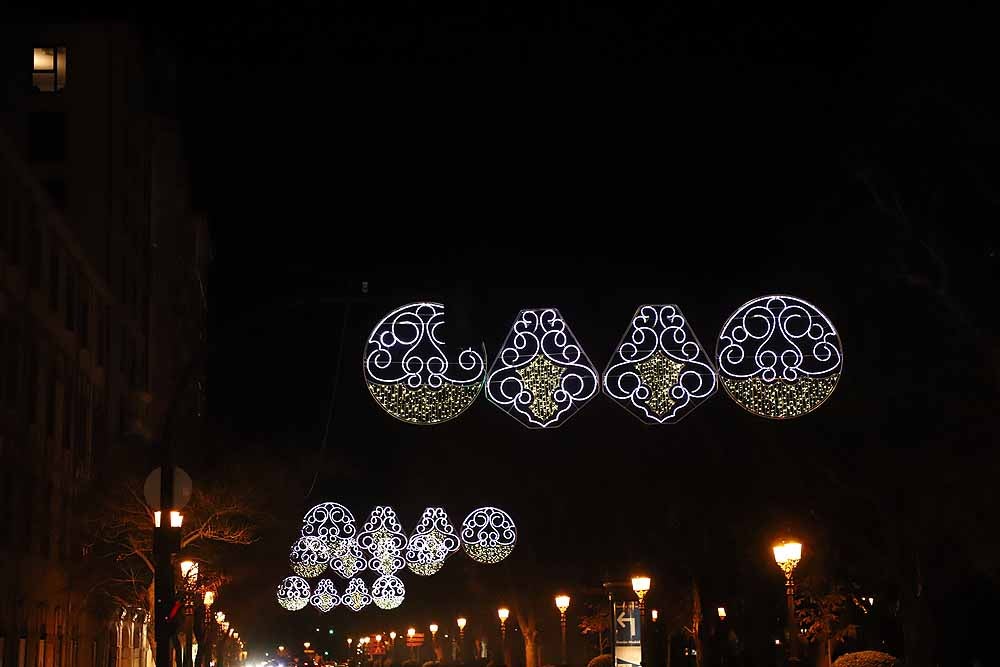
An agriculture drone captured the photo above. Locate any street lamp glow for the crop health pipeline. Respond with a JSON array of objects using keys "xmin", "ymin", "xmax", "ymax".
[
  {"xmin": 347, "ymin": 639, "xmax": 352, "ymax": 646},
  {"xmin": 772, "ymin": 541, "xmax": 803, "ymax": 578},
  {"xmin": 204, "ymin": 591, "xmax": 216, "ymax": 607},
  {"xmin": 555, "ymin": 595, "xmax": 570, "ymax": 614},
  {"xmin": 456, "ymin": 618, "xmax": 467, "ymax": 630},
  {"xmin": 389, "ymin": 632, "xmax": 396, "ymax": 641},
  {"xmin": 407, "ymin": 628, "xmax": 415, "ymax": 639},
  {"xmin": 497, "ymin": 608, "xmax": 509, "ymax": 622},
  {"xmin": 651, "ymin": 609, "xmax": 658, "ymax": 622},
  {"xmin": 278, "ymin": 646, "xmax": 285, "ymax": 652},
  {"xmin": 154, "ymin": 510, "xmax": 184, "ymax": 527},
  {"xmin": 631, "ymin": 576, "xmax": 651, "ymax": 601},
  {"xmin": 429, "ymin": 624, "xmax": 438, "ymax": 635},
  {"xmin": 216, "ymin": 612, "xmax": 226, "ymax": 623},
  {"xmin": 376, "ymin": 635, "xmax": 382, "ymax": 642},
  {"xmin": 180, "ymin": 560, "xmax": 198, "ymax": 581},
  {"xmin": 717, "ymin": 607, "xmax": 727, "ymax": 620},
  {"xmin": 303, "ymin": 643, "xmax": 310, "ymax": 650}
]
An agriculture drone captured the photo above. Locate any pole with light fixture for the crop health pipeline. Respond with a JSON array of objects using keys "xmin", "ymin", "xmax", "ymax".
[
  {"xmin": 773, "ymin": 541, "xmax": 803, "ymax": 664},
  {"xmin": 554, "ymin": 596, "xmax": 570, "ymax": 665},
  {"xmin": 456, "ymin": 617, "xmax": 467, "ymax": 660},
  {"xmin": 632, "ymin": 577, "xmax": 651, "ymax": 667}
]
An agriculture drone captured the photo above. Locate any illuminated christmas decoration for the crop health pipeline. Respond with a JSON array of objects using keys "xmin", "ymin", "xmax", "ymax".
[
  {"xmin": 485, "ymin": 308, "xmax": 599, "ymax": 428},
  {"xmin": 289, "ymin": 536, "xmax": 332, "ymax": 578},
  {"xmin": 405, "ymin": 507, "xmax": 460, "ymax": 576},
  {"xmin": 329, "ymin": 536, "xmax": 367, "ymax": 579},
  {"xmin": 358, "ymin": 506, "xmax": 407, "ymax": 576},
  {"xmin": 603, "ymin": 305, "xmax": 717, "ymax": 424},
  {"xmin": 461, "ymin": 507, "xmax": 517, "ymax": 564},
  {"xmin": 341, "ymin": 578, "xmax": 373, "ymax": 612},
  {"xmin": 309, "ymin": 579, "xmax": 340, "ymax": 613},
  {"xmin": 371, "ymin": 575, "xmax": 406, "ymax": 610},
  {"xmin": 301, "ymin": 502, "xmax": 357, "ymax": 548},
  {"xmin": 364, "ymin": 302, "xmax": 486, "ymax": 425},
  {"xmin": 717, "ymin": 295, "xmax": 843, "ymax": 419},
  {"xmin": 276, "ymin": 576, "xmax": 311, "ymax": 611}
]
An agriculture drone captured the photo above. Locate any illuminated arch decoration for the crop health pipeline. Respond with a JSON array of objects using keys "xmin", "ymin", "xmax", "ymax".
[
  {"xmin": 461, "ymin": 507, "xmax": 517, "ymax": 565},
  {"xmin": 276, "ymin": 576, "xmax": 311, "ymax": 611},
  {"xmin": 405, "ymin": 507, "xmax": 461, "ymax": 576},
  {"xmin": 329, "ymin": 536, "xmax": 367, "ymax": 579},
  {"xmin": 485, "ymin": 308, "xmax": 599, "ymax": 428},
  {"xmin": 364, "ymin": 302, "xmax": 486, "ymax": 425},
  {"xmin": 358, "ymin": 506, "xmax": 407, "ymax": 576},
  {"xmin": 603, "ymin": 305, "xmax": 718, "ymax": 424},
  {"xmin": 341, "ymin": 578, "xmax": 373, "ymax": 612},
  {"xmin": 289, "ymin": 536, "xmax": 331, "ymax": 578},
  {"xmin": 300, "ymin": 501, "xmax": 357, "ymax": 547},
  {"xmin": 371, "ymin": 575, "xmax": 406, "ymax": 610},
  {"xmin": 716, "ymin": 295, "xmax": 843, "ymax": 419},
  {"xmin": 309, "ymin": 579, "xmax": 340, "ymax": 613}
]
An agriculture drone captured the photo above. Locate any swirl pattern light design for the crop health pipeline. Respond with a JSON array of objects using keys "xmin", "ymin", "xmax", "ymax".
[
  {"xmin": 371, "ymin": 575, "xmax": 406, "ymax": 610},
  {"xmin": 603, "ymin": 305, "xmax": 718, "ymax": 424},
  {"xmin": 301, "ymin": 502, "xmax": 357, "ymax": 547},
  {"xmin": 309, "ymin": 579, "xmax": 340, "ymax": 613},
  {"xmin": 364, "ymin": 302, "xmax": 486, "ymax": 425},
  {"xmin": 341, "ymin": 578, "xmax": 373, "ymax": 612},
  {"xmin": 485, "ymin": 308, "xmax": 599, "ymax": 428},
  {"xmin": 406, "ymin": 507, "xmax": 460, "ymax": 576},
  {"xmin": 358, "ymin": 506, "xmax": 407, "ymax": 576},
  {"xmin": 461, "ymin": 507, "xmax": 517, "ymax": 565},
  {"xmin": 276, "ymin": 576, "xmax": 311, "ymax": 611},
  {"xmin": 289, "ymin": 536, "xmax": 331, "ymax": 578},
  {"xmin": 716, "ymin": 295, "xmax": 843, "ymax": 419},
  {"xmin": 329, "ymin": 536, "xmax": 367, "ymax": 579}
]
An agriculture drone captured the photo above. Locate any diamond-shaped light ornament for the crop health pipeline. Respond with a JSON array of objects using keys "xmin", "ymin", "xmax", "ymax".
[
  {"xmin": 276, "ymin": 576, "xmax": 311, "ymax": 611},
  {"xmin": 485, "ymin": 308, "xmax": 599, "ymax": 428},
  {"xmin": 716, "ymin": 295, "xmax": 843, "ymax": 419},
  {"xmin": 603, "ymin": 305, "xmax": 718, "ymax": 424},
  {"xmin": 371, "ymin": 575, "xmax": 406, "ymax": 610},
  {"xmin": 309, "ymin": 579, "xmax": 340, "ymax": 613},
  {"xmin": 289, "ymin": 536, "xmax": 331, "ymax": 578},
  {"xmin": 358, "ymin": 506, "xmax": 407, "ymax": 576},
  {"xmin": 329, "ymin": 536, "xmax": 367, "ymax": 579},
  {"xmin": 406, "ymin": 507, "xmax": 460, "ymax": 576},
  {"xmin": 364, "ymin": 302, "xmax": 486, "ymax": 425},
  {"xmin": 341, "ymin": 578, "xmax": 373, "ymax": 612},
  {"xmin": 461, "ymin": 507, "xmax": 517, "ymax": 565}
]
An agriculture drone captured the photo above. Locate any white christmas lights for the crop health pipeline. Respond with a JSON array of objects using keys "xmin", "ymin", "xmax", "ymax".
[
  {"xmin": 358, "ymin": 506, "xmax": 407, "ymax": 576},
  {"xmin": 461, "ymin": 507, "xmax": 517, "ymax": 565},
  {"xmin": 405, "ymin": 507, "xmax": 460, "ymax": 576},
  {"xmin": 371, "ymin": 575, "xmax": 406, "ymax": 610},
  {"xmin": 364, "ymin": 302, "xmax": 486, "ymax": 425},
  {"xmin": 276, "ymin": 576, "xmax": 311, "ymax": 611},
  {"xmin": 485, "ymin": 308, "xmax": 599, "ymax": 428},
  {"xmin": 717, "ymin": 295, "xmax": 843, "ymax": 419},
  {"xmin": 301, "ymin": 502, "xmax": 357, "ymax": 548},
  {"xmin": 289, "ymin": 536, "xmax": 331, "ymax": 578},
  {"xmin": 329, "ymin": 536, "xmax": 367, "ymax": 579},
  {"xmin": 309, "ymin": 579, "xmax": 340, "ymax": 613},
  {"xmin": 603, "ymin": 305, "xmax": 717, "ymax": 424},
  {"xmin": 341, "ymin": 578, "xmax": 373, "ymax": 612}
]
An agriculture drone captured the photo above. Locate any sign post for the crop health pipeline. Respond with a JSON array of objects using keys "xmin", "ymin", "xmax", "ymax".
[{"xmin": 613, "ymin": 601, "xmax": 642, "ymax": 667}]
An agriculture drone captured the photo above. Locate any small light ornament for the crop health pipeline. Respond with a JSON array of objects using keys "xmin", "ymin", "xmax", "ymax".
[
  {"xmin": 341, "ymin": 578, "xmax": 373, "ymax": 612},
  {"xmin": 406, "ymin": 507, "xmax": 461, "ymax": 576},
  {"xmin": 716, "ymin": 295, "xmax": 843, "ymax": 419},
  {"xmin": 276, "ymin": 576, "xmax": 311, "ymax": 611},
  {"xmin": 372, "ymin": 574, "xmax": 406, "ymax": 610},
  {"xmin": 461, "ymin": 507, "xmax": 517, "ymax": 564},
  {"xmin": 603, "ymin": 305, "xmax": 717, "ymax": 424},
  {"xmin": 364, "ymin": 302, "xmax": 486, "ymax": 425},
  {"xmin": 290, "ymin": 536, "xmax": 332, "ymax": 578},
  {"xmin": 358, "ymin": 506, "xmax": 407, "ymax": 576},
  {"xmin": 300, "ymin": 502, "xmax": 363, "ymax": 578},
  {"xmin": 485, "ymin": 308, "xmax": 599, "ymax": 428},
  {"xmin": 309, "ymin": 579, "xmax": 340, "ymax": 613}
]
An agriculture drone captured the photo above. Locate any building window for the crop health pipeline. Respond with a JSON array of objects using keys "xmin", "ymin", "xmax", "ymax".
[{"xmin": 32, "ymin": 48, "xmax": 66, "ymax": 92}]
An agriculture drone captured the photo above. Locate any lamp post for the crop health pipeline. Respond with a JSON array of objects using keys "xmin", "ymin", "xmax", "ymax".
[
  {"xmin": 773, "ymin": 541, "xmax": 802, "ymax": 665},
  {"xmin": 554, "ymin": 596, "xmax": 570, "ymax": 666},
  {"xmin": 407, "ymin": 628, "xmax": 416, "ymax": 660},
  {"xmin": 632, "ymin": 577, "xmax": 651, "ymax": 667}
]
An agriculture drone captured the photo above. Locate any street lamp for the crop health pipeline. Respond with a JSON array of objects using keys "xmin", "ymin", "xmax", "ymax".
[
  {"xmin": 456, "ymin": 617, "xmax": 466, "ymax": 640},
  {"xmin": 204, "ymin": 591, "xmax": 216, "ymax": 607},
  {"xmin": 277, "ymin": 646, "xmax": 285, "ymax": 653},
  {"xmin": 389, "ymin": 632, "xmax": 396, "ymax": 643},
  {"xmin": 555, "ymin": 596, "xmax": 570, "ymax": 665},
  {"xmin": 303, "ymin": 643, "xmax": 311, "ymax": 650},
  {"xmin": 651, "ymin": 610, "xmax": 658, "ymax": 622},
  {"xmin": 180, "ymin": 560, "xmax": 199, "ymax": 582},
  {"xmin": 773, "ymin": 540, "xmax": 803, "ymax": 664},
  {"xmin": 632, "ymin": 577, "xmax": 651, "ymax": 667},
  {"xmin": 347, "ymin": 639, "xmax": 352, "ymax": 647},
  {"xmin": 717, "ymin": 607, "xmax": 727, "ymax": 621},
  {"xmin": 376, "ymin": 635, "xmax": 382, "ymax": 643},
  {"xmin": 216, "ymin": 612, "xmax": 226, "ymax": 624},
  {"xmin": 429, "ymin": 624, "xmax": 438, "ymax": 639}
]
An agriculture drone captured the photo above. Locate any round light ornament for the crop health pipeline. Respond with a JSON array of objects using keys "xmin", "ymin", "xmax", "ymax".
[
  {"xmin": 276, "ymin": 576, "xmax": 311, "ymax": 611},
  {"xmin": 461, "ymin": 506, "xmax": 517, "ymax": 565},
  {"xmin": 603, "ymin": 305, "xmax": 718, "ymax": 424},
  {"xmin": 301, "ymin": 501, "xmax": 358, "ymax": 548},
  {"xmin": 406, "ymin": 507, "xmax": 460, "ymax": 576},
  {"xmin": 341, "ymin": 578, "xmax": 373, "ymax": 612},
  {"xmin": 716, "ymin": 295, "xmax": 843, "ymax": 419},
  {"xmin": 289, "ymin": 536, "xmax": 331, "ymax": 578},
  {"xmin": 364, "ymin": 302, "xmax": 486, "ymax": 425},
  {"xmin": 371, "ymin": 574, "xmax": 406, "ymax": 610},
  {"xmin": 309, "ymin": 579, "xmax": 340, "ymax": 613}
]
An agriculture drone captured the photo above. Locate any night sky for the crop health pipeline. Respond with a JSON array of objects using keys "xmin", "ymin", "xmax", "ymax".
[{"xmin": 14, "ymin": 1, "xmax": 1000, "ymax": 664}]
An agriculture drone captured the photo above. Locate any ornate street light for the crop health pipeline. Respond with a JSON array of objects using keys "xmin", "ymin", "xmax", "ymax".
[
  {"xmin": 376, "ymin": 635, "xmax": 382, "ymax": 643},
  {"xmin": 555, "ymin": 596, "xmax": 570, "ymax": 665},
  {"xmin": 651, "ymin": 610, "xmax": 658, "ymax": 622},
  {"xmin": 717, "ymin": 607, "xmax": 726, "ymax": 621},
  {"xmin": 631, "ymin": 577, "xmax": 651, "ymax": 667},
  {"xmin": 429, "ymin": 624, "xmax": 438, "ymax": 639},
  {"xmin": 389, "ymin": 631, "xmax": 396, "ymax": 643},
  {"xmin": 180, "ymin": 560, "xmax": 199, "ymax": 583},
  {"xmin": 773, "ymin": 540, "xmax": 803, "ymax": 663},
  {"xmin": 407, "ymin": 628, "xmax": 415, "ymax": 639},
  {"xmin": 456, "ymin": 617, "xmax": 466, "ymax": 640},
  {"xmin": 204, "ymin": 591, "xmax": 216, "ymax": 607}
]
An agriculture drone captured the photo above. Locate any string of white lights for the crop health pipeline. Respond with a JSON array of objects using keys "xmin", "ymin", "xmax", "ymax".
[
  {"xmin": 406, "ymin": 507, "xmax": 461, "ymax": 576},
  {"xmin": 276, "ymin": 576, "xmax": 311, "ymax": 611},
  {"xmin": 309, "ymin": 579, "xmax": 340, "ymax": 613},
  {"xmin": 289, "ymin": 536, "xmax": 331, "ymax": 578},
  {"xmin": 358, "ymin": 506, "xmax": 407, "ymax": 576},
  {"xmin": 341, "ymin": 578, "xmax": 373, "ymax": 612},
  {"xmin": 461, "ymin": 507, "xmax": 517, "ymax": 565},
  {"xmin": 371, "ymin": 575, "xmax": 406, "ymax": 610}
]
